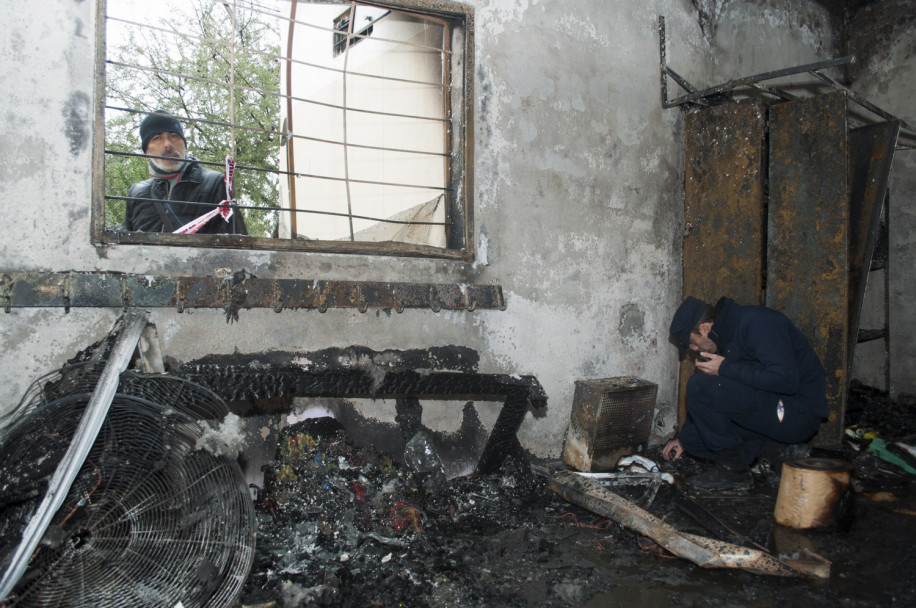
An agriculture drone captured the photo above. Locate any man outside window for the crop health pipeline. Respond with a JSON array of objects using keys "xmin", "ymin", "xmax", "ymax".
[
  {"xmin": 662, "ymin": 296, "xmax": 828, "ymax": 492},
  {"xmin": 124, "ymin": 110, "xmax": 247, "ymax": 235}
]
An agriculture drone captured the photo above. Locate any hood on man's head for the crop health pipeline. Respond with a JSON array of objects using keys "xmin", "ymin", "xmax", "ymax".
[
  {"xmin": 140, "ymin": 110, "xmax": 186, "ymax": 152},
  {"xmin": 670, "ymin": 296, "xmax": 709, "ymax": 354}
]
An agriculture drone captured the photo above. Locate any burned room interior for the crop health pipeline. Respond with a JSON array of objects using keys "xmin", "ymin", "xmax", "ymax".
[{"xmin": 1, "ymin": 0, "xmax": 915, "ymax": 606}]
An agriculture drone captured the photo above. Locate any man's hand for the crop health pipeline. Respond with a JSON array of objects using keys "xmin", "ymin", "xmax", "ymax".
[
  {"xmin": 695, "ymin": 352, "xmax": 723, "ymax": 375},
  {"xmin": 662, "ymin": 438, "xmax": 684, "ymax": 462}
]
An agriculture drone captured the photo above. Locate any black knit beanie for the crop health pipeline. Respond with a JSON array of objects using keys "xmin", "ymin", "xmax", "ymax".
[
  {"xmin": 670, "ymin": 296, "xmax": 709, "ymax": 355},
  {"xmin": 140, "ymin": 110, "xmax": 186, "ymax": 152}
]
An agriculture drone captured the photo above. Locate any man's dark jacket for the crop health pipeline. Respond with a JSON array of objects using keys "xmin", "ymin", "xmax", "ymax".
[
  {"xmin": 125, "ymin": 158, "xmax": 247, "ymax": 234},
  {"xmin": 711, "ymin": 297, "xmax": 828, "ymax": 419}
]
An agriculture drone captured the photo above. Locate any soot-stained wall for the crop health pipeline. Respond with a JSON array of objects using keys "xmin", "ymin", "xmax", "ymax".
[{"xmin": 1, "ymin": 1, "xmax": 859, "ymax": 458}]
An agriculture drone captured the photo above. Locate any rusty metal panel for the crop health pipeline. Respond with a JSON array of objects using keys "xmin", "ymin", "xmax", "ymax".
[
  {"xmin": 847, "ymin": 121, "xmax": 899, "ymax": 358},
  {"xmin": 680, "ymin": 101, "xmax": 768, "ymax": 423},
  {"xmin": 767, "ymin": 91, "xmax": 848, "ymax": 448},
  {"xmin": 684, "ymin": 101, "xmax": 768, "ymax": 304}
]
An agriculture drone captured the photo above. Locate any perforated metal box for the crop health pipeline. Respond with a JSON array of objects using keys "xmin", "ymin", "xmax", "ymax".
[{"xmin": 562, "ymin": 377, "xmax": 657, "ymax": 472}]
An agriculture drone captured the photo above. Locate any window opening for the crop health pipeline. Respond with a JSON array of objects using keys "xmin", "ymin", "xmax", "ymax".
[
  {"xmin": 96, "ymin": 0, "xmax": 474, "ymax": 258},
  {"xmin": 333, "ymin": 7, "xmax": 375, "ymax": 58}
]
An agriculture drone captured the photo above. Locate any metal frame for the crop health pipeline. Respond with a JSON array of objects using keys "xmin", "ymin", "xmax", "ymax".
[{"xmin": 657, "ymin": 15, "xmax": 916, "ymax": 149}]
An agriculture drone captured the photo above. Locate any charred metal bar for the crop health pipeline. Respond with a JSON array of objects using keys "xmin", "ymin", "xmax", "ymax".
[
  {"xmin": 658, "ymin": 16, "xmax": 668, "ymax": 109},
  {"xmin": 664, "ymin": 67, "xmax": 696, "ymax": 94},
  {"xmin": 658, "ymin": 16, "xmax": 705, "ymax": 107},
  {"xmin": 0, "ymin": 271, "xmax": 507, "ymax": 315},
  {"xmin": 657, "ymin": 15, "xmax": 851, "ymax": 108},
  {"xmin": 748, "ymin": 82, "xmax": 797, "ymax": 101},
  {"xmin": 659, "ymin": 19, "xmax": 914, "ymax": 148},
  {"xmin": 657, "ymin": 17, "xmax": 848, "ymax": 107},
  {"xmin": 810, "ymin": 70, "xmax": 916, "ymax": 142},
  {"xmin": 663, "ymin": 67, "xmax": 711, "ymax": 108}
]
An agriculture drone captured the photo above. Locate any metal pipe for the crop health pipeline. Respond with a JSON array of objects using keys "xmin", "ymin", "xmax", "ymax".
[{"xmin": 811, "ymin": 70, "xmax": 916, "ymax": 136}]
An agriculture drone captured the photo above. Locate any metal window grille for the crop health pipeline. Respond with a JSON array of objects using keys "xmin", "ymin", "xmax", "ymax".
[{"xmin": 97, "ymin": 0, "xmax": 473, "ymax": 257}]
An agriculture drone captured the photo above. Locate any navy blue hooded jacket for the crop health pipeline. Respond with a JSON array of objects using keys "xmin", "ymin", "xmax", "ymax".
[{"xmin": 710, "ymin": 297, "xmax": 828, "ymax": 419}]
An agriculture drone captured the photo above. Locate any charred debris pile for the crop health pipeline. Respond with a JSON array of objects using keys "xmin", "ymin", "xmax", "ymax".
[
  {"xmin": 843, "ymin": 380, "xmax": 916, "ymax": 490},
  {"xmin": 241, "ymin": 417, "xmax": 638, "ymax": 607},
  {"xmin": 846, "ymin": 380, "xmax": 916, "ymax": 439},
  {"xmin": 238, "ymin": 382, "xmax": 916, "ymax": 607}
]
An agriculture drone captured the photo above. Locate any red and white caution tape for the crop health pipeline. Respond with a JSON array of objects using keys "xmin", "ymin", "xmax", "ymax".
[{"xmin": 174, "ymin": 156, "xmax": 237, "ymax": 234}]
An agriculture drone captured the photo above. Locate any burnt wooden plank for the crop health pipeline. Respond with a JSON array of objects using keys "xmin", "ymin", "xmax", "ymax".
[
  {"xmin": 680, "ymin": 101, "xmax": 767, "ymax": 423},
  {"xmin": 767, "ymin": 91, "xmax": 849, "ymax": 448}
]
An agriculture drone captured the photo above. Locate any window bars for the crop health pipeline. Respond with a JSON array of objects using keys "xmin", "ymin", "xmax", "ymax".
[{"xmin": 98, "ymin": 0, "xmax": 474, "ymax": 257}]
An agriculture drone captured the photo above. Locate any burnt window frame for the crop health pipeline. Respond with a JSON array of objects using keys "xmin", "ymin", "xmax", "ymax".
[{"xmin": 90, "ymin": 0, "xmax": 476, "ymax": 261}]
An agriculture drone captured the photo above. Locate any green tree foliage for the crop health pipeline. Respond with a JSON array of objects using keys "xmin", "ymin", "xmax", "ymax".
[{"xmin": 105, "ymin": 1, "xmax": 281, "ymax": 237}]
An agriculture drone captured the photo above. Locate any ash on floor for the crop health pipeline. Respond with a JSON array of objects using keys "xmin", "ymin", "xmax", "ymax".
[
  {"xmin": 241, "ymin": 417, "xmax": 637, "ymax": 607},
  {"xmin": 239, "ymin": 411, "xmax": 916, "ymax": 608}
]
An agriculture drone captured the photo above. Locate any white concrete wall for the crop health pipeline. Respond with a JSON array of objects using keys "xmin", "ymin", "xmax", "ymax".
[{"xmin": 0, "ymin": 0, "xmax": 845, "ymax": 457}]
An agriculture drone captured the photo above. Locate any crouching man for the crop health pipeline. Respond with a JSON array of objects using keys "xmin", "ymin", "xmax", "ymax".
[{"xmin": 663, "ymin": 296, "xmax": 828, "ymax": 491}]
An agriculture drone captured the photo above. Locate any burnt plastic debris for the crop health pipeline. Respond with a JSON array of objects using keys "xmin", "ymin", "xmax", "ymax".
[
  {"xmin": 846, "ymin": 380, "xmax": 916, "ymax": 438},
  {"xmin": 239, "ymin": 423, "xmax": 916, "ymax": 607},
  {"xmin": 866, "ymin": 438, "xmax": 916, "ymax": 475},
  {"xmin": 243, "ymin": 416, "xmax": 559, "ymax": 606},
  {"xmin": 404, "ymin": 431, "xmax": 448, "ymax": 496}
]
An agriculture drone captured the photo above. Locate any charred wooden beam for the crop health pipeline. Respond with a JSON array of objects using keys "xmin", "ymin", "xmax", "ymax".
[
  {"xmin": 545, "ymin": 471, "xmax": 810, "ymax": 577},
  {"xmin": 175, "ymin": 364, "xmax": 546, "ymax": 475}
]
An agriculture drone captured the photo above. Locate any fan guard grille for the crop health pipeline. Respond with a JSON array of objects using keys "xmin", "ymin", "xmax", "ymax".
[{"xmin": 1, "ymin": 368, "xmax": 255, "ymax": 608}]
